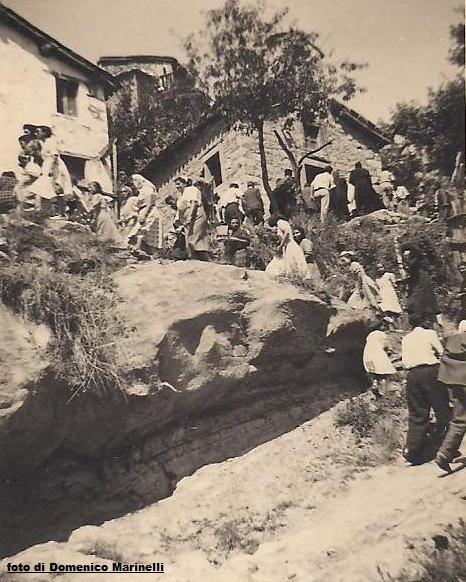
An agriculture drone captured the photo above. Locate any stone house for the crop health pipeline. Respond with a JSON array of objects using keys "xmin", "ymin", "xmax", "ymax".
[
  {"xmin": 144, "ymin": 101, "xmax": 390, "ymax": 202},
  {"xmin": 98, "ymin": 55, "xmax": 182, "ymax": 91},
  {"xmin": 0, "ymin": 3, "xmax": 114, "ymax": 181}
]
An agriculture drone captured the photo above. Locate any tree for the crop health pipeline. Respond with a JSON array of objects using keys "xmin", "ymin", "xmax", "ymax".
[
  {"xmin": 387, "ymin": 17, "xmax": 465, "ymax": 176},
  {"xmin": 449, "ymin": 21, "xmax": 465, "ymax": 67},
  {"xmin": 107, "ymin": 76, "xmax": 210, "ymax": 173},
  {"xmin": 185, "ymin": 0, "xmax": 364, "ymax": 198}
]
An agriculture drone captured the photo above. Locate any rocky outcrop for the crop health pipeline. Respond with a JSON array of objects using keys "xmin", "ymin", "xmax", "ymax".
[{"xmin": 0, "ymin": 261, "xmax": 369, "ymax": 557}]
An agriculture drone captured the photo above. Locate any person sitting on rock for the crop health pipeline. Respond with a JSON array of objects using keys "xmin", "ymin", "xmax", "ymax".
[{"xmin": 223, "ymin": 217, "xmax": 251, "ymax": 267}]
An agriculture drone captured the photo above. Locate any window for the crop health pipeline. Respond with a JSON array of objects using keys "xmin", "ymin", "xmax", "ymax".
[
  {"xmin": 62, "ymin": 155, "xmax": 85, "ymax": 183},
  {"xmin": 204, "ymin": 151, "xmax": 223, "ymax": 187},
  {"xmin": 56, "ymin": 77, "xmax": 78, "ymax": 116}
]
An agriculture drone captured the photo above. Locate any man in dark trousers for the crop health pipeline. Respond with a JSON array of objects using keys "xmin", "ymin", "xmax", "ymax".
[
  {"xmin": 241, "ymin": 181, "xmax": 264, "ymax": 225},
  {"xmin": 349, "ymin": 162, "xmax": 383, "ymax": 216},
  {"xmin": 436, "ymin": 320, "xmax": 466, "ymax": 472},
  {"xmin": 401, "ymin": 314, "xmax": 451, "ymax": 465}
]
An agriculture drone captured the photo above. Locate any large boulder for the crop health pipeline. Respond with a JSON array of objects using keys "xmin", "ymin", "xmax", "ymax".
[{"xmin": 0, "ymin": 261, "xmax": 369, "ymax": 557}]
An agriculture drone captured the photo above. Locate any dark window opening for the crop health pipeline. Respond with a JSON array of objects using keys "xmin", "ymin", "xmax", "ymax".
[
  {"xmin": 304, "ymin": 164, "xmax": 326, "ymax": 184},
  {"xmin": 204, "ymin": 151, "xmax": 223, "ymax": 187},
  {"xmin": 62, "ymin": 155, "xmax": 85, "ymax": 183},
  {"xmin": 56, "ymin": 77, "xmax": 78, "ymax": 116}
]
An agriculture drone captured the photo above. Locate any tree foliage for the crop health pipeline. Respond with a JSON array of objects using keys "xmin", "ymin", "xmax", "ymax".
[
  {"xmin": 107, "ymin": 77, "xmax": 210, "ymax": 173},
  {"xmin": 185, "ymin": 0, "xmax": 365, "ymax": 194}
]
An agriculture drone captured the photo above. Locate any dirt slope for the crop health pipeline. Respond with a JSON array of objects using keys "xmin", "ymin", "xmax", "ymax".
[{"xmin": 2, "ymin": 402, "xmax": 464, "ymax": 581}]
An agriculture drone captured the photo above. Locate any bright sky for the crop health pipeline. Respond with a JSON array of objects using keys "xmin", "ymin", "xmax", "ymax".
[{"xmin": 5, "ymin": 0, "xmax": 462, "ymax": 123}]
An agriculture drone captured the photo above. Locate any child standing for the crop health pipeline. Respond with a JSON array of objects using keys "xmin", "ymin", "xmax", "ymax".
[{"xmin": 363, "ymin": 327, "xmax": 397, "ymax": 399}]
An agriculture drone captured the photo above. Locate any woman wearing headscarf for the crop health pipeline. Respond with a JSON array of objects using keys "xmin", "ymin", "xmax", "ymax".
[
  {"xmin": 130, "ymin": 174, "xmax": 160, "ymax": 252},
  {"xmin": 347, "ymin": 261, "xmax": 381, "ymax": 313},
  {"xmin": 265, "ymin": 216, "xmax": 309, "ymax": 282},
  {"xmin": 174, "ymin": 176, "xmax": 211, "ymax": 261},
  {"xmin": 76, "ymin": 181, "xmax": 125, "ymax": 248}
]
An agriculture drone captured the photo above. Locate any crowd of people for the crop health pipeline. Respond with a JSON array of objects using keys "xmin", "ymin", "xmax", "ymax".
[
  {"xmin": 1, "ymin": 135, "xmax": 464, "ymax": 472},
  {"xmin": 357, "ymin": 245, "xmax": 465, "ymax": 474}
]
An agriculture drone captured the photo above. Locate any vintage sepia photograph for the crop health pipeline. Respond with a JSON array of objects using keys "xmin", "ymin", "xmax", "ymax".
[{"xmin": 0, "ymin": 0, "xmax": 465, "ymax": 579}]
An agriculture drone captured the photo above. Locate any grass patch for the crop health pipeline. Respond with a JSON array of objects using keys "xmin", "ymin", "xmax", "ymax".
[
  {"xmin": 335, "ymin": 391, "xmax": 406, "ymax": 462},
  {"xmin": 0, "ymin": 216, "xmax": 128, "ymax": 399}
]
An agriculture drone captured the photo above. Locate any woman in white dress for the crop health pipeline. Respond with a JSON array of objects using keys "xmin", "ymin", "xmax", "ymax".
[
  {"xmin": 265, "ymin": 216, "xmax": 309, "ymax": 282},
  {"xmin": 375, "ymin": 263, "xmax": 402, "ymax": 316}
]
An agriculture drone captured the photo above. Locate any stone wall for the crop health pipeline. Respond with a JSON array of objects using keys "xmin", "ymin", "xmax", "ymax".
[{"xmin": 149, "ymin": 114, "xmax": 385, "ymax": 207}]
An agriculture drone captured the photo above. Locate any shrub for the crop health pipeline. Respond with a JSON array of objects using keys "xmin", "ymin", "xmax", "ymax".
[
  {"xmin": 335, "ymin": 395, "xmax": 375, "ymax": 439},
  {"xmin": 247, "ymin": 224, "xmax": 280, "ymax": 270},
  {"xmin": 335, "ymin": 391, "xmax": 406, "ymax": 459},
  {"xmin": 0, "ymin": 262, "xmax": 126, "ymax": 399}
]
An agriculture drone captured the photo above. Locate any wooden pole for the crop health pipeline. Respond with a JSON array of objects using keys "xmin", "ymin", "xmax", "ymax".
[{"xmin": 111, "ymin": 139, "xmax": 119, "ymax": 219}]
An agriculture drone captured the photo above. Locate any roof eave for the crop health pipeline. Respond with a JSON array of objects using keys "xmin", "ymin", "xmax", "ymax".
[{"xmin": 0, "ymin": 2, "xmax": 115, "ymax": 89}]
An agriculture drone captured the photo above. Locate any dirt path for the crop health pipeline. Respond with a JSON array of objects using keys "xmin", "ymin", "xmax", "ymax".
[{"xmin": 2, "ymin": 405, "xmax": 464, "ymax": 581}]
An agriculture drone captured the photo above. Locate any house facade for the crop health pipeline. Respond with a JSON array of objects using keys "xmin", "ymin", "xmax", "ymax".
[
  {"xmin": 0, "ymin": 3, "xmax": 114, "ymax": 182},
  {"xmin": 144, "ymin": 101, "xmax": 390, "ymax": 201}
]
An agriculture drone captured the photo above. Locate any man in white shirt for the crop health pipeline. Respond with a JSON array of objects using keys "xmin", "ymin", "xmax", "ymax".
[
  {"xmin": 401, "ymin": 315, "xmax": 451, "ymax": 464},
  {"xmin": 311, "ymin": 166, "xmax": 334, "ymax": 223},
  {"xmin": 216, "ymin": 183, "xmax": 243, "ymax": 223}
]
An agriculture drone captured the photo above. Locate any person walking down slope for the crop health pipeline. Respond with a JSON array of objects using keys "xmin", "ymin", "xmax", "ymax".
[
  {"xmin": 375, "ymin": 263, "xmax": 402, "ymax": 319},
  {"xmin": 435, "ymin": 320, "xmax": 466, "ymax": 472},
  {"xmin": 363, "ymin": 327, "xmax": 397, "ymax": 399},
  {"xmin": 401, "ymin": 314, "xmax": 451, "ymax": 465},
  {"xmin": 347, "ymin": 261, "xmax": 381, "ymax": 315}
]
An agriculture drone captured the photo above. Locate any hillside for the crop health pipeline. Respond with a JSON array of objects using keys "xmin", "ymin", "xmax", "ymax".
[{"xmin": 1, "ymin": 401, "xmax": 464, "ymax": 581}]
